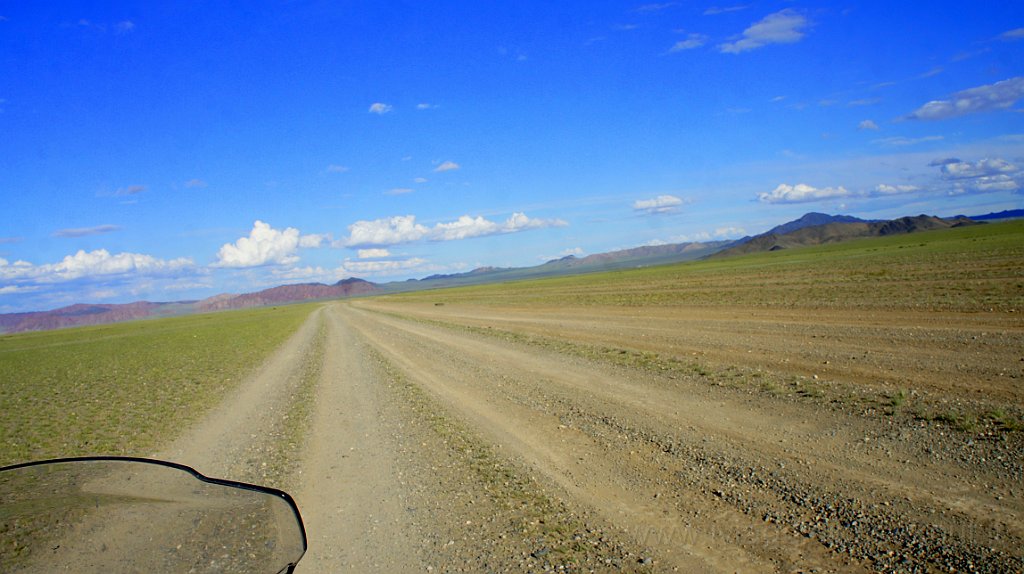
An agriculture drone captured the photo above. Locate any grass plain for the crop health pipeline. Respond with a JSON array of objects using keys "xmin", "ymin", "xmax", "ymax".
[
  {"xmin": 381, "ymin": 219, "xmax": 1023, "ymax": 313},
  {"xmin": 0, "ymin": 303, "xmax": 317, "ymax": 467}
]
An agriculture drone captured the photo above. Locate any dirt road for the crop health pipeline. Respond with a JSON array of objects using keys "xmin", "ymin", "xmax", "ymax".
[{"xmin": 161, "ymin": 302, "xmax": 1022, "ymax": 573}]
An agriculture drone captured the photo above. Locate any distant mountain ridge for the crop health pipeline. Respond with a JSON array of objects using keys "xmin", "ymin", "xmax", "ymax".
[
  {"xmin": 1, "ymin": 210, "xmax": 1003, "ymax": 333},
  {"xmin": 714, "ymin": 214, "xmax": 979, "ymax": 258}
]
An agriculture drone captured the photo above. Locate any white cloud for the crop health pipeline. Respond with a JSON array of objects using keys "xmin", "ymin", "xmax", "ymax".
[
  {"xmin": 633, "ymin": 194, "xmax": 683, "ymax": 214},
  {"xmin": 759, "ymin": 183, "xmax": 849, "ymax": 203},
  {"xmin": 299, "ymin": 233, "xmax": 329, "ymax": 248},
  {"xmin": 326, "ymin": 164, "xmax": 349, "ymax": 173},
  {"xmin": 668, "ymin": 226, "xmax": 746, "ymax": 242},
  {"xmin": 385, "ymin": 187, "xmax": 414, "ymax": 195},
  {"xmin": 669, "ymin": 34, "xmax": 708, "ymax": 52},
  {"xmin": 53, "ymin": 224, "xmax": 121, "ymax": 238},
  {"xmin": 505, "ymin": 212, "xmax": 567, "ymax": 232},
  {"xmin": 0, "ymin": 285, "xmax": 37, "ymax": 294},
  {"xmin": 1, "ymin": 250, "xmax": 194, "ymax": 283},
  {"xmin": 357, "ymin": 248, "xmax": 390, "ymax": 259},
  {"xmin": 185, "ymin": 178, "xmax": 208, "ymax": 188},
  {"xmin": 434, "ymin": 161, "xmax": 460, "ymax": 172},
  {"xmin": 930, "ymin": 158, "xmax": 1021, "ymax": 194},
  {"xmin": 719, "ymin": 9, "xmax": 808, "ymax": 54},
  {"xmin": 904, "ymin": 77, "xmax": 1024, "ymax": 120},
  {"xmin": 432, "ymin": 215, "xmax": 502, "ymax": 241},
  {"xmin": 935, "ymin": 157, "xmax": 1017, "ymax": 179},
  {"xmin": 414, "ymin": 177, "xmax": 428, "ymax": 183},
  {"xmin": 115, "ymin": 20, "xmax": 134, "ymax": 34},
  {"xmin": 874, "ymin": 184, "xmax": 920, "ymax": 195},
  {"xmin": 416, "ymin": 103, "xmax": 437, "ymax": 110},
  {"xmin": 344, "ymin": 213, "xmax": 567, "ymax": 247},
  {"xmin": 214, "ymin": 221, "xmax": 322, "ymax": 268},
  {"xmin": 970, "ymin": 175, "xmax": 1019, "ymax": 192},
  {"xmin": 369, "ymin": 102, "xmax": 393, "ymax": 114},
  {"xmin": 344, "ymin": 216, "xmax": 430, "ymax": 247},
  {"xmin": 858, "ymin": 120, "xmax": 880, "ymax": 131}
]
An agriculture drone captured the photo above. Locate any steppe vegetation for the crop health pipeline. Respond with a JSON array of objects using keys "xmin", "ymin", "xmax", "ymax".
[
  {"xmin": 387, "ymin": 219, "xmax": 1023, "ymax": 313},
  {"xmin": 0, "ymin": 303, "xmax": 317, "ymax": 467}
]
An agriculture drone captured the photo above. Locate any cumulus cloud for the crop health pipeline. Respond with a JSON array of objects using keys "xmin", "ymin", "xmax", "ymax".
[
  {"xmin": 357, "ymin": 248, "xmax": 390, "ymax": 259},
  {"xmin": 858, "ymin": 119, "xmax": 880, "ymax": 131},
  {"xmin": 669, "ymin": 34, "xmax": 708, "ymax": 52},
  {"xmin": 719, "ymin": 9, "xmax": 808, "ymax": 54},
  {"xmin": 935, "ymin": 158, "xmax": 1017, "ymax": 179},
  {"xmin": 759, "ymin": 183, "xmax": 849, "ymax": 203},
  {"xmin": 299, "ymin": 233, "xmax": 330, "ymax": 248},
  {"xmin": 434, "ymin": 161, "xmax": 460, "ymax": 172},
  {"xmin": 633, "ymin": 194, "xmax": 684, "ymax": 214},
  {"xmin": 930, "ymin": 158, "xmax": 1021, "ymax": 194},
  {"xmin": 344, "ymin": 216, "xmax": 430, "ymax": 247},
  {"xmin": 904, "ymin": 77, "xmax": 1024, "ymax": 120},
  {"xmin": 1, "ymin": 250, "xmax": 194, "ymax": 283},
  {"xmin": 214, "ymin": 221, "xmax": 323, "ymax": 268},
  {"xmin": 874, "ymin": 184, "xmax": 920, "ymax": 195},
  {"xmin": 344, "ymin": 213, "xmax": 567, "ymax": 247},
  {"xmin": 369, "ymin": 102, "xmax": 393, "ymax": 114},
  {"xmin": 53, "ymin": 224, "xmax": 121, "ymax": 238}
]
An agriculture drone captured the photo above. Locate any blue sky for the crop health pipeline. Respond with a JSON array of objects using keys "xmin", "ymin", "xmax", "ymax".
[{"xmin": 1, "ymin": 1, "xmax": 1023, "ymax": 313}]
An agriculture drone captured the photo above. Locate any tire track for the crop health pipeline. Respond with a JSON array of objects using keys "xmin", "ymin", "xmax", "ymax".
[{"xmin": 341, "ymin": 304, "xmax": 1022, "ymax": 573}]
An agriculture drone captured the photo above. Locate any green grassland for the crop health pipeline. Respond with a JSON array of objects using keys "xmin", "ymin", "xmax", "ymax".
[
  {"xmin": 0, "ymin": 304, "xmax": 317, "ymax": 467},
  {"xmin": 376, "ymin": 220, "xmax": 1024, "ymax": 313}
]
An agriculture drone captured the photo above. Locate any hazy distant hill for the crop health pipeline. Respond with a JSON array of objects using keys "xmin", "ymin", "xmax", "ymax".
[
  {"xmin": 196, "ymin": 278, "xmax": 378, "ymax": 311},
  {"xmin": 0, "ymin": 301, "xmax": 194, "ymax": 334},
  {"xmin": 385, "ymin": 240, "xmax": 730, "ymax": 292},
  {"xmin": 962, "ymin": 209, "xmax": 1024, "ymax": 221},
  {"xmin": 0, "ymin": 279, "xmax": 380, "ymax": 334},
  {"xmin": 714, "ymin": 214, "xmax": 979, "ymax": 258}
]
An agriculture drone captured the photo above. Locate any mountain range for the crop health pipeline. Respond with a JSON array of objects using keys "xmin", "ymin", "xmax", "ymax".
[{"xmin": 1, "ymin": 210, "xmax": 1017, "ymax": 334}]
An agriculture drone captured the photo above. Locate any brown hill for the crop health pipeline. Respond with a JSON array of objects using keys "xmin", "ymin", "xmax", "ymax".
[
  {"xmin": 0, "ymin": 301, "xmax": 175, "ymax": 333},
  {"xmin": 714, "ymin": 215, "xmax": 979, "ymax": 258},
  {"xmin": 196, "ymin": 278, "xmax": 378, "ymax": 311}
]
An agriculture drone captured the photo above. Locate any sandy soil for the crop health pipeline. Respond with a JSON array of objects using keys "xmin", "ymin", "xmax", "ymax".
[{"xmin": 155, "ymin": 301, "xmax": 1022, "ymax": 573}]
